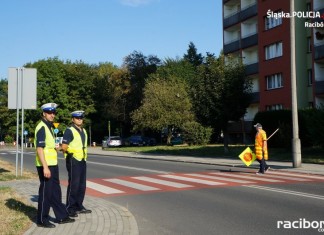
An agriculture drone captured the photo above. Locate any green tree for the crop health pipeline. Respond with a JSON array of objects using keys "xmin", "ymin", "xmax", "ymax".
[
  {"xmin": 192, "ymin": 54, "xmax": 252, "ymax": 151},
  {"xmin": 183, "ymin": 42, "xmax": 203, "ymax": 67},
  {"xmin": 123, "ymin": 51, "xmax": 161, "ymax": 115},
  {"xmin": 25, "ymin": 58, "xmax": 97, "ymax": 136},
  {"xmin": 0, "ymin": 79, "xmax": 16, "ymax": 140},
  {"xmin": 92, "ymin": 63, "xmax": 131, "ymax": 138},
  {"xmin": 25, "ymin": 57, "xmax": 71, "ymax": 134},
  {"xmin": 157, "ymin": 58, "xmax": 196, "ymax": 84},
  {"xmin": 131, "ymin": 76, "xmax": 195, "ymax": 144}
]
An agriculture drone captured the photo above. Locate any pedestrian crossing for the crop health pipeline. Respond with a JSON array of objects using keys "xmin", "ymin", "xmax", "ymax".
[{"xmin": 61, "ymin": 170, "xmax": 324, "ymax": 197}]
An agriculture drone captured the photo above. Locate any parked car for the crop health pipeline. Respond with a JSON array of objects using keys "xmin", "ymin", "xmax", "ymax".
[
  {"xmin": 170, "ymin": 136, "xmax": 184, "ymax": 146},
  {"xmin": 102, "ymin": 136, "xmax": 122, "ymax": 149},
  {"xmin": 142, "ymin": 137, "xmax": 157, "ymax": 146},
  {"xmin": 125, "ymin": 135, "xmax": 145, "ymax": 146}
]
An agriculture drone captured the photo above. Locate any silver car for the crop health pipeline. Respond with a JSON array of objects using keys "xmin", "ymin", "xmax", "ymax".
[{"xmin": 102, "ymin": 136, "xmax": 122, "ymax": 148}]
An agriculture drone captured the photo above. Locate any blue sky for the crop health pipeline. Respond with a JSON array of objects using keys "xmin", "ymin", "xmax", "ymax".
[{"xmin": 0, "ymin": 0, "xmax": 223, "ymax": 80}]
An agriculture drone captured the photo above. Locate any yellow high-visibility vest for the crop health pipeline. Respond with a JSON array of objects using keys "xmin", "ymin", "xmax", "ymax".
[
  {"xmin": 64, "ymin": 127, "xmax": 88, "ymax": 161},
  {"xmin": 34, "ymin": 121, "xmax": 57, "ymax": 166}
]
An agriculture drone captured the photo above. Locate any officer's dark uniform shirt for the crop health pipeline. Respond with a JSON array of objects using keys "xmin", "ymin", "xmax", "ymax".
[
  {"xmin": 62, "ymin": 124, "xmax": 86, "ymax": 146},
  {"xmin": 36, "ymin": 119, "xmax": 55, "ymax": 148}
]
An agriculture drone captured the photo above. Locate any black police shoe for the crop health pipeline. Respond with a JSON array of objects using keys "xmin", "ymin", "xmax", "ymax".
[
  {"xmin": 68, "ymin": 211, "xmax": 78, "ymax": 217},
  {"xmin": 57, "ymin": 217, "xmax": 75, "ymax": 224},
  {"xmin": 76, "ymin": 208, "xmax": 92, "ymax": 214},
  {"xmin": 37, "ymin": 221, "xmax": 56, "ymax": 228}
]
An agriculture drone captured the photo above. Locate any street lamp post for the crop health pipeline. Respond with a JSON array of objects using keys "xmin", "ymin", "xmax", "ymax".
[{"xmin": 290, "ymin": 0, "xmax": 302, "ymax": 167}]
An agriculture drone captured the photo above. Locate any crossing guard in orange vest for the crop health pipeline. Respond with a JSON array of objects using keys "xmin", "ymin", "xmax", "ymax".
[{"xmin": 254, "ymin": 123, "xmax": 270, "ymax": 174}]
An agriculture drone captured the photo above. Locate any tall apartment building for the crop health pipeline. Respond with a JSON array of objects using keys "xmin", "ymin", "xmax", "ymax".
[{"xmin": 223, "ymin": 0, "xmax": 324, "ymax": 125}]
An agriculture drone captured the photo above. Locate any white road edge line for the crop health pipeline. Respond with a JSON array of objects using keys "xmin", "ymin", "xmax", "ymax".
[{"xmin": 244, "ymin": 185, "xmax": 324, "ymax": 200}]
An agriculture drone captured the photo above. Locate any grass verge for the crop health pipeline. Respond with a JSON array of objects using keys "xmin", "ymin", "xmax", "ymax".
[{"xmin": 0, "ymin": 160, "xmax": 37, "ymax": 235}]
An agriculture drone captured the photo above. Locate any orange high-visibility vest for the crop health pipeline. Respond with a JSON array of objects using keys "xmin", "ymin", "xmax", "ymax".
[{"xmin": 255, "ymin": 129, "xmax": 268, "ymax": 160}]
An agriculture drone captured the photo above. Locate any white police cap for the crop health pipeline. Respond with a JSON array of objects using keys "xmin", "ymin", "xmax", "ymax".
[
  {"xmin": 41, "ymin": 103, "xmax": 58, "ymax": 112},
  {"xmin": 71, "ymin": 110, "xmax": 85, "ymax": 118}
]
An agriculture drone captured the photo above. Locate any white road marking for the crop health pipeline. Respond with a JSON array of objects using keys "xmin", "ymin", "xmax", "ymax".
[
  {"xmin": 160, "ymin": 175, "xmax": 225, "ymax": 185},
  {"xmin": 245, "ymin": 185, "xmax": 324, "ymax": 200},
  {"xmin": 185, "ymin": 173, "xmax": 255, "ymax": 184},
  {"xmin": 267, "ymin": 171, "xmax": 324, "ymax": 180},
  {"xmin": 257, "ymin": 173, "xmax": 310, "ymax": 181},
  {"xmin": 133, "ymin": 176, "xmax": 193, "ymax": 188},
  {"xmin": 86, "ymin": 181, "xmax": 124, "ymax": 194},
  {"xmin": 210, "ymin": 172, "xmax": 283, "ymax": 182},
  {"xmin": 104, "ymin": 178, "xmax": 159, "ymax": 191},
  {"xmin": 86, "ymin": 160, "xmax": 170, "ymax": 174}
]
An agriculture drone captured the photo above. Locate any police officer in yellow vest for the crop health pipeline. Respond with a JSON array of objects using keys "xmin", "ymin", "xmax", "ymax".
[
  {"xmin": 35, "ymin": 103, "xmax": 75, "ymax": 228},
  {"xmin": 62, "ymin": 110, "xmax": 92, "ymax": 217}
]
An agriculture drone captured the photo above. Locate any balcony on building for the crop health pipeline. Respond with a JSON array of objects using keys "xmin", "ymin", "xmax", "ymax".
[
  {"xmin": 314, "ymin": 43, "xmax": 324, "ymax": 60},
  {"xmin": 315, "ymin": 80, "xmax": 324, "ymax": 96},
  {"xmin": 241, "ymin": 33, "xmax": 258, "ymax": 49},
  {"xmin": 249, "ymin": 91, "xmax": 260, "ymax": 104},
  {"xmin": 239, "ymin": 3, "xmax": 257, "ymax": 22},
  {"xmin": 224, "ymin": 11, "xmax": 240, "ymax": 28},
  {"xmin": 223, "ymin": 0, "xmax": 241, "ymax": 28},
  {"xmin": 223, "ymin": 1, "xmax": 257, "ymax": 29},
  {"xmin": 224, "ymin": 39, "xmax": 240, "ymax": 54},
  {"xmin": 244, "ymin": 62, "xmax": 259, "ymax": 75}
]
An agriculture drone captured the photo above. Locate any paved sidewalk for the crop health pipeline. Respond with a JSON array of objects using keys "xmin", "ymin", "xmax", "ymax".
[
  {"xmin": 0, "ymin": 179, "xmax": 139, "ymax": 235},
  {"xmin": 1, "ymin": 147, "xmax": 323, "ymax": 235}
]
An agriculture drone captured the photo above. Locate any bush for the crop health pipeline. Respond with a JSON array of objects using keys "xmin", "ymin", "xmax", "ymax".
[
  {"xmin": 300, "ymin": 109, "xmax": 324, "ymax": 148},
  {"xmin": 4, "ymin": 135, "xmax": 14, "ymax": 144},
  {"xmin": 254, "ymin": 108, "xmax": 324, "ymax": 148},
  {"xmin": 182, "ymin": 121, "xmax": 212, "ymax": 145}
]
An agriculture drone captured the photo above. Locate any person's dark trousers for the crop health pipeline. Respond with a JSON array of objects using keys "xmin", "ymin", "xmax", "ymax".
[
  {"xmin": 66, "ymin": 156, "xmax": 87, "ymax": 213},
  {"xmin": 257, "ymin": 158, "xmax": 266, "ymax": 173},
  {"xmin": 36, "ymin": 166, "xmax": 69, "ymax": 224}
]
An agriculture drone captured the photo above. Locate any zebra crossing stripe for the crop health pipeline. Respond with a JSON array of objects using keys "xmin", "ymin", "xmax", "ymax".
[
  {"xmin": 267, "ymin": 171, "xmax": 324, "ymax": 180},
  {"xmin": 210, "ymin": 172, "xmax": 283, "ymax": 182},
  {"xmin": 160, "ymin": 175, "xmax": 225, "ymax": 185},
  {"xmin": 132, "ymin": 176, "xmax": 193, "ymax": 188},
  {"xmin": 105, "ymin": 178, "xmax": 160, "ymax": 191},
  {"xmin": 87, "ymin": 181, "xmax": 124, "ymax": 194},
  {"xmin": 257, "ymin": 173, "xmax": 310, "ymax": 181},
  {"xmin": 185, "ymin": 173, "xmax": 255, "ymax": 184}
]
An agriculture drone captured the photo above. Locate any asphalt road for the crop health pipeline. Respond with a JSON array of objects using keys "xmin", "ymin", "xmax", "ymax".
[{"xmin": 1, "ymin": 150, "xmax": 324, "ymax": 235}]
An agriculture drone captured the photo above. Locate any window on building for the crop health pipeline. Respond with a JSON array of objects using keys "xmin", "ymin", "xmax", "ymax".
[
  {"xmin": 307, "ymin": 69, "xmax": 313, "ymax": 86},
  {"xmin": 266, "ymin": 104, "xmax": 283, "ymax": 111},
  {"xmin": 265, "ymin": 13, "xmax": 282, "ymax": 30},
  {"xmin": 307, "ymin": 37, "xmax": 312, "ymax": 52},
  {"xmin": 266, "ymin": 73, "xmax": 283, "ymax": 90},
  {"xmin": 265, "ymin": 42, "xmax": 283, "ymax": 60}
]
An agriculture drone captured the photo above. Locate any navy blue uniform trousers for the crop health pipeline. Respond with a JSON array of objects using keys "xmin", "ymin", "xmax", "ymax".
[
  {"xmin": 36, "ymin": 165, "xmax": 68, "ymax": 223},
  {"xmin": 66, "ymin": 156, "xmax": 87, "ymax": 213}
]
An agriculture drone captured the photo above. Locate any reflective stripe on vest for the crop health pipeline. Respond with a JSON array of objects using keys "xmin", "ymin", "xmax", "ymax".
[
  {"xmin": 65, "ymin": 127, "xmax": 88, "ymax": 161},
  {"xmin": 34, "ymin": 121, "xmax": 57, "ymax": 166},
  {"xmin": 255, "ymin": 129, "xmax": 268, "ymax": 160}
]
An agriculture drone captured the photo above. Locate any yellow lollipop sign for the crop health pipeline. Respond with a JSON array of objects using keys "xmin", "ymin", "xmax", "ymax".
[{"xmin": 238, "ymin": 147, "xmax": 256, "ymax": 166}]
